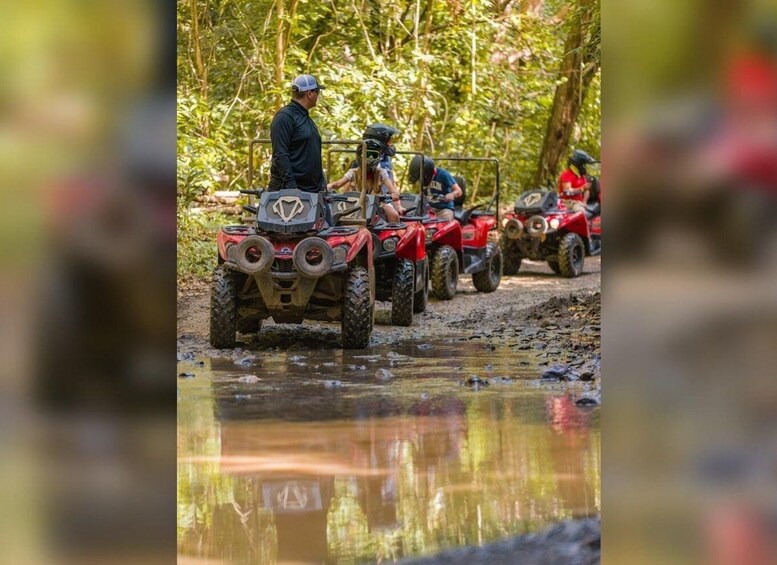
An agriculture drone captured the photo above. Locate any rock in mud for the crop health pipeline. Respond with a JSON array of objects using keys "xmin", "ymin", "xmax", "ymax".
[
  {"xmin": 484, "ymin": 364, "xmax": 494, "ymax": 371},
  {"xmin": 489, "ymin": 377, "xmax": 513, "ymax": 384},
  {"xmin": 323, "ymin": 380, "xmax": 342, "ymax": 389},
  {"xmin": 516, "ymin": 344, "xmax": 531, "ymax": 350},
  {"xmin": 416, "ymin": 343, "xmax": 432, "ymax": 350},
  {"xmin": 387, "ymin": 351, "xmax": 411, "ymax": 361},
  {"xmin": 398, "ymin": 517, "xmax": 600, "ymax": 565},
  {"xmin": 237, "ymin": 375, "xmax": 260, "ymax": 384},
  {"xmin": 288, "ymin": 355, "xmax": 305, "ymax": 362},
  {"xmin": 464, "ymin": 376, "xmax": 489, "ymax": 389},
  {"xmin": 178, "ymin": 372, "xmax": 194, "ymax": 379},
  {"xmin": 576, "ymin": 396, "xmax": 600, "ymax": 407},
  {"xmin": 177, "ymin": 352, "xmax": 194, "ymax": 362},
  {"xmin": 235, "ymin": 356, "xmax": 254, "ymax": 366},
  {"xmin": 541, "ymin": 365, "xmax": 570, "ymax": 380},
  {"xmin": 375, "ymin": 368, "xmax": 393, "ymax": 382},
  {"xmin": 579, "ymin": 371, "xmax": 596, "ymax": 381}
]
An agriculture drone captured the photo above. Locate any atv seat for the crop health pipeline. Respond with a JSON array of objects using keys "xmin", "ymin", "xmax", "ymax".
[{"xmin": 454, "ymin": 205, "xmax": 483, "ymax": 226}]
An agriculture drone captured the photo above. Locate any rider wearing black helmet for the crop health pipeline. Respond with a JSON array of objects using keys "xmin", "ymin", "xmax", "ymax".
[
  {"xmin": 408, "ymin": 155, "xmax": 463, "ymax": 221},
  {"xmin": 327, "ymin": 138, "xmax": 405, "ymax": 222},
  {"xmin": 558, "ymin": 149, "xmax": 599, "ymax": 213},
  {"xmin": 363, "ymin": 123, "xmax": 399, "ymax": 187}
]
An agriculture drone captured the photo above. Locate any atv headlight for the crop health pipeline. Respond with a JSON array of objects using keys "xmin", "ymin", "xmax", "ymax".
[
  {"xmin": 425, "ymin": 228, "xmax": 436, "ymax": 242},
  {"xmin": 333, "ymin": 244, "xmax": 349, "ymax": 264},
  {"xmin": 501, "ymin": 218, "xmax": 510, "ymax": 228},
  {"xmin": 382, "ymin": 237, "xmax": 399, "ymax": 253},
  {"xmin": 549, "ymin": 218, "xmax": 560, "ymax": 230}
]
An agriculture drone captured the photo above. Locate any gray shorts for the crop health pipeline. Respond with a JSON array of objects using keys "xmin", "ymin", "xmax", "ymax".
[{"xmin": 434, "ymin": 208, "xmax": 454, "ymax": 221}]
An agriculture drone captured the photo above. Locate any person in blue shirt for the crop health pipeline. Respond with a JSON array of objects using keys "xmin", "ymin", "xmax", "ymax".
[{"xmin": 408, "ymin": 156, "xmax": 463, "ymax": 221}]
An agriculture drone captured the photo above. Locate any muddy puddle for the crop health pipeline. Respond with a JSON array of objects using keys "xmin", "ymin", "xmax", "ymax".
[{"xmin": 177, "ymin": 340, "xmax": 600, "ymax": 564}]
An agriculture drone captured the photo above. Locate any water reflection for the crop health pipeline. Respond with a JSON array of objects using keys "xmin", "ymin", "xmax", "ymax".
[{"xmin": 178, "ymin": 349, "xmax": 600, "ymax": 564}]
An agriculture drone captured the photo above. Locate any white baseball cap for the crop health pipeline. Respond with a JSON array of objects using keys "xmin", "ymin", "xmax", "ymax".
[{"xmin": 291, "ymin": 74, "xmax": 325, "ymax": 92}]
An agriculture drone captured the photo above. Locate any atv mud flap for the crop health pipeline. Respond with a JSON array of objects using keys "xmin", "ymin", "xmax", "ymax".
[
  {"xmin": 462, "ymin": 246, "xmax": 487, "ymax": 274},
  {"xmin": 414, "ymin": 257, "xmax": 427, "ymax": 291},
  {"xmin": 252, "ymin": 272, "xmax": 319, "ymax": 324}
]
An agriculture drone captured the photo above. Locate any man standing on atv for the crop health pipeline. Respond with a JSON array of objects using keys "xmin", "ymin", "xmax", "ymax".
[
  {"xmin": 327, "ymin": 139, "xmax": 406, "ymax": 222},
  {"xmin": 558, "ymin": 149, "xmax": 599, "ymax": 213},
  {"xmin": 268, "ymin": 74, "xmax": 327, "ymax": 193},
  {"xmin": 408, "ymin": 156, "xmax": 463, "ymax": 221}
]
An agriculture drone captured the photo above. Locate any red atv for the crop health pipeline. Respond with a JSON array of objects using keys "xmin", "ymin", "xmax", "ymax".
[
  {"xmin": 210, "ymin": 139, "xmax": 376, "ymax": 349},
  {"xmin": 330, "ymin": 191, "xmax": 427, "ymax": 325},
  {"xmin": 499, "ymin": 178, "xmax": 601, "ymax": 277},
  {"xmin": 401, "ymin": 157, "xmax": 503, "ymax": 299}
]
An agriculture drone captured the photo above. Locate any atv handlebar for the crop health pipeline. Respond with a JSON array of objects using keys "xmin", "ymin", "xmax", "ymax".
[
  {"xmin": 332, "ymin": 204, "xmax": 362, "ymax": 224},
  {"xmin": 240, "ymin": 189, "xmax": 264, "ymax": 196}
]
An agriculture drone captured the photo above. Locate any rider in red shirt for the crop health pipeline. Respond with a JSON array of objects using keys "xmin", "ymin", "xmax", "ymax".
[{"xmin": 558, "ymin": 149, "xmax": 599, "ymax": 212}]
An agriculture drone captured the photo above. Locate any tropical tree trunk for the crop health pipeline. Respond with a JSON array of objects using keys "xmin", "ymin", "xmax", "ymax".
[
  {"xmin": 533, "ymin": 0, "xmax": 600, "ymax": 188},
  {"xmin": 275, "ymin": 0, "xmax": 286, "ymax": 107}
]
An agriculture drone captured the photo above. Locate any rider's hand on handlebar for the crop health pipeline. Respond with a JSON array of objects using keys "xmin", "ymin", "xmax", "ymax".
[{"xmin": 444, "ymin": 193, "xmax": 454, "ymax": 202}]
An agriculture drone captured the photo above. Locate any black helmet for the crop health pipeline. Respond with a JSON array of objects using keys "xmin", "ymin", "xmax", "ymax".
[
  {"xmin": 364, "ymin": 123, "xmax": 399, "ymax": 157},
  {"xmin": 355, "ymin": 138, "xmax": 384, "ymax": 171},
  {"xmin": 363, "ymin": 123, "xmax": 399, "ymax": 144},
  {"xmin": 568, "ymin": 149, "xmax": 599, "ymax": 175},
  {"xmin": 409, "ymin": 155, "xmax": 435, "ymax": 186}
]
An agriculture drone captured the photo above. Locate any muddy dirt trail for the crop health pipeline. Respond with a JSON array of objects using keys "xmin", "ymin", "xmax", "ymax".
[{"xmin": 177, "ymin": 257, "xmax": 600, "ymax": 361}]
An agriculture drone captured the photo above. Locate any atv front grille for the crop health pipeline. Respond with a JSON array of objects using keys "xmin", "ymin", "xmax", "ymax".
[{"xmin": 272, "ymin": 258, "xmax": 295, "ymax": 273}]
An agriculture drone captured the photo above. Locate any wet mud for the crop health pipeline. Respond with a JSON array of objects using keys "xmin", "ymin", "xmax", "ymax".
[{"xmin": 177, "ymin": 258, "xmax": 601, "ymax": 563}]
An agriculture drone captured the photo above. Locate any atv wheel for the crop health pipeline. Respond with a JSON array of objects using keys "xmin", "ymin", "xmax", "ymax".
[
  {"xmin": 413, "ymin": 260, "xmax": 429, "ymax": 313},
  {"xmin": 342, "ymin": 266, "xmax": 372, "ymax": 349},
  {"xmin": 430, "ymin": 245, "xmax": 459, "ymax": 300},
  {"xmin": 500, "ymin": 235, "xmax": 523, "ymax": 275},
  {"xmin": 391, "ymin": 259, "xmax": 415, "ymax": 326},
  {"xmin": 558, "ymin": 233, "xmax": 585, "ymax": 278},
  {"xmin": 548, "ymin": 261, "xmax": 562, "ymax": 275},
  {"xmin": 473, "ymin": 242, "xmax": 502, "ymax": 292},
  {"xmin": 210, "ymin": 266, "xmax": 238, "ymax": 348}
]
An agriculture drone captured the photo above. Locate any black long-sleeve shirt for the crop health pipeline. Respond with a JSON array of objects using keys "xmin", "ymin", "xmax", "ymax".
[{"xmin": 268, "ymin": 100, "xmax": 326, "ymax": 192}]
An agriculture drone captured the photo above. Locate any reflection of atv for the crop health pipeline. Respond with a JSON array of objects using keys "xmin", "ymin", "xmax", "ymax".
[
  {"xmin": 499, "ymin": 180, "xmax": 601, "ymax": 278},
  {"xmin": 400, "ymin": 158, "xmax": 502, "ymax": 299},
  {"xmin": 210, "ymin": 139, "xmax": 375, "ymax": 349},
  {"xmin": 331, "ymin": 192, "xmax": 427, "ymax": 325}
]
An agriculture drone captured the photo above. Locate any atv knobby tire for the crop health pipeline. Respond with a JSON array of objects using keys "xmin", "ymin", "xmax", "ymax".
[
  {"xmin": 342, "ymin": 266, "xmax": 372, "ymax": 349},
  {"xmin": 430, "ymin": 245, "xmax": 459, "ymax": 300},
  {"xmin": 558, "ymin": 232, "xmax": 585, "ymax": 278},
  {"xmin": 210, "ymin": 265, "xmax": 238, "ymax": 348},
  {"xmin": 548, "ymin": 261, "xmax": 562, "ymax": 275},
  {"xmin": 413, "ymin": 261, "xmax": 429, "ymax": 313},
  {"xmin": 499, "ymin": 235, "xmax": 523, "ymax": 275},
  {"xmin": 472, "ymin": 242, "xmax": 502, "ymax": 292},
  {"xmin": 391, "ymin": 259, "xmax": 415, "ymax": 326}
]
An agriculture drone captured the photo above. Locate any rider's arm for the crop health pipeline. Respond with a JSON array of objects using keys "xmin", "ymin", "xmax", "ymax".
[
  {"xmin": 445, "ymin": 183, "xmax": 463, "ymax": 202},
  {"xmin": 270, "ymin": 111, "xmax": 298, "ymax": 190},
  {"xmin": 326, "ymin": 169, "xmax": 353, "ymax": 191},
  {"xmin": 383, "ymin": 172, "xmax": 405, "ymax": 212}
]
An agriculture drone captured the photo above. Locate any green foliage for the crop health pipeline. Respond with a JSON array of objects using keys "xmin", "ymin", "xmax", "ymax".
[{"xmin": 177, "ymin": 0, "xmax": 600, "ymax": 278}]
